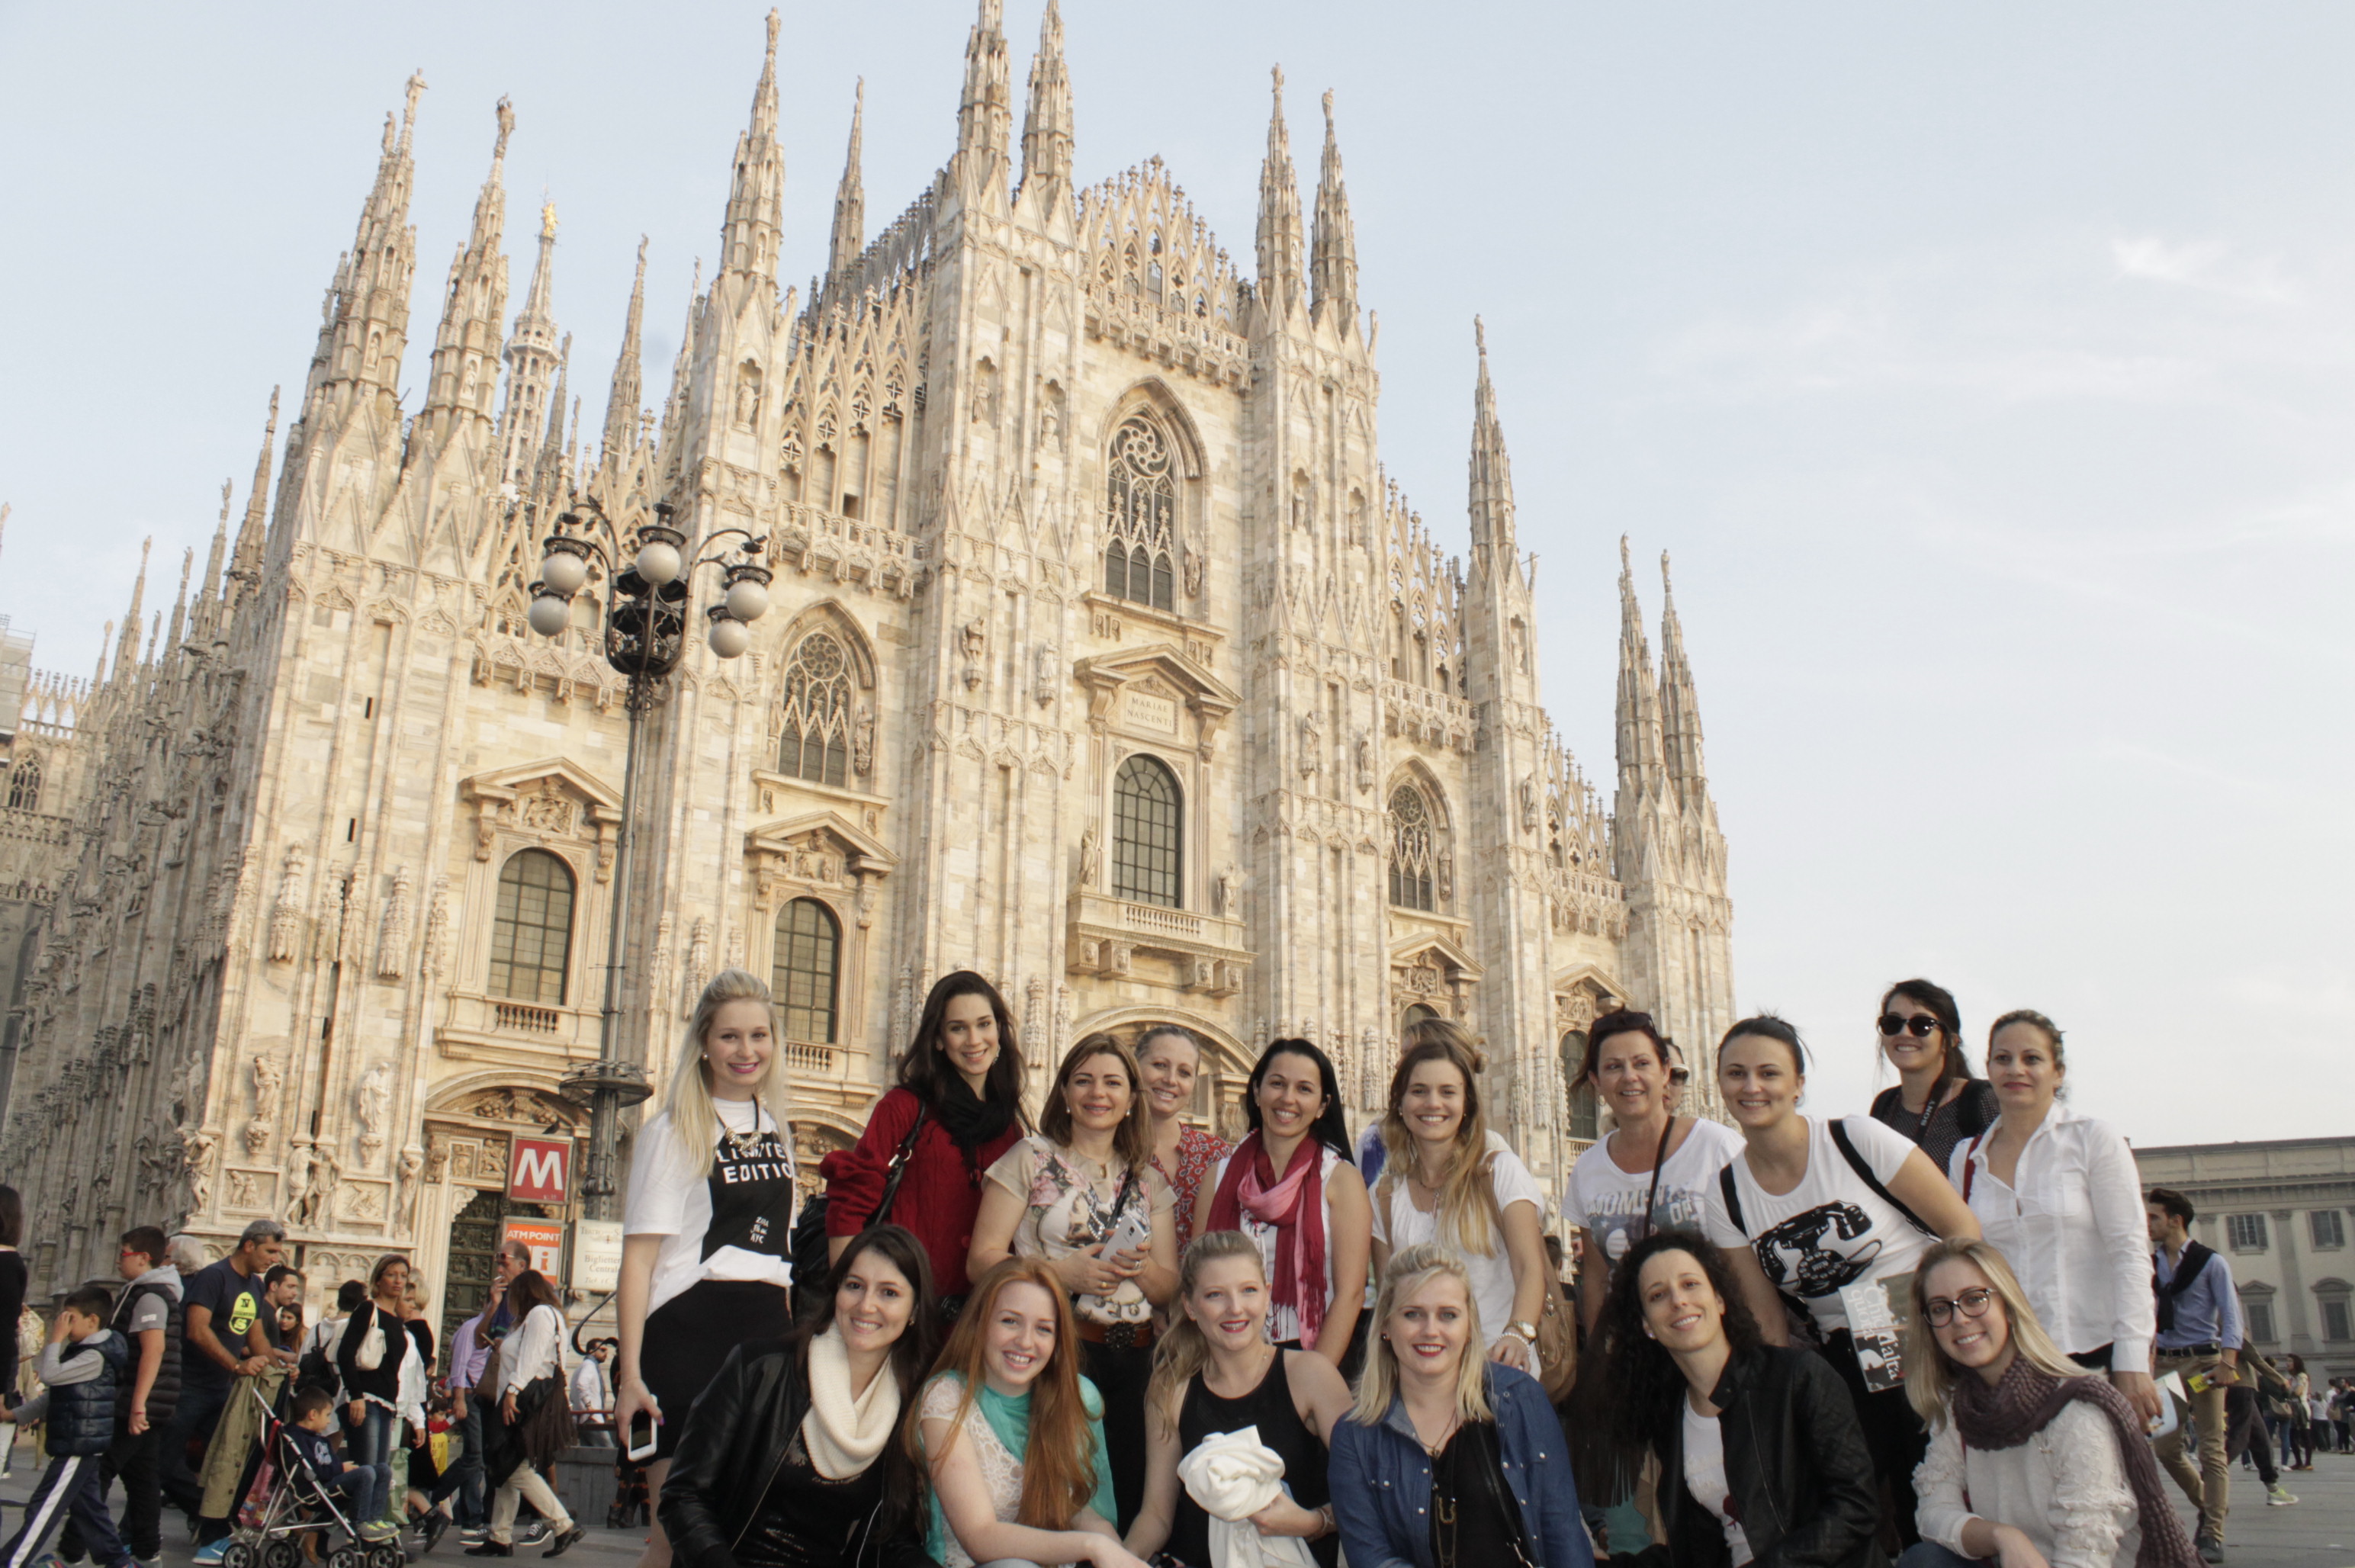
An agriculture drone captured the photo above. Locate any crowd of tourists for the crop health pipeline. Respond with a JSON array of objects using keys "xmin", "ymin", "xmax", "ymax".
[{"xmin": 0, "ymin": 969, "xmax": 2341, "ymax": 1568}]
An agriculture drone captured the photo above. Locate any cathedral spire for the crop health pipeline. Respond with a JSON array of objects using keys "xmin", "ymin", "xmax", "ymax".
[
  {"xmin": 497, "ymin": 201, "xmax": 563, "ymax": 488},
  {"xmin": 1309, "ymin": 89, "xmax": 1358, "ymax": 329},
  {"xmin": 953, "ymin": 0, "xmax": 1013, "ymax": 204},
  {"xmin": 601, "ymin": 237, "xmax": 648, "ymax": 471},
  {"xmin": 165, "ymin": 547, "xmax": 194, "ymax": 658},
  {"xmin": 1254, "ymin": 67, "xmax": 1305, "ymax": 320},
  {"xmin": 413, "ymin": 98, "xmax": 514, "ymax": 454},
  {"xmin": 229, "ymin": 388, "xmax": 278, "ymax": 600},
  {"xmin": 658, "ymin": 259, "xmax": 703, "ymax": 467},
  {"xmin": 1019, "ymin": 0, "xmax": 1074, "ymax": 198},
  {"xmin": 311, "ymin": 72, "xmax": 426, "ymax": 415},
  {"xmin": 532, "ymin": 335, "xmax": 572, "ymax": 500},
  {"xmin": 1467, "ymin": 318, "xmax": 1515, "ymax": 555},
  {"xmin": 114, "ymin": 537, "xmax": 153, "ymax": 682},
  {"xmin": 719, "ymin": 11, "xmax": 786, "ymax": 284},
  {"xmin": 1658, "ymin": 551, "xmax": 1708, "ymax": 805},
  {"xmin": 827, "ymin": 82, "xmax": 866, "ymax": 296},
  {"xmin": 1614, "ymin": 535, "xmax": 1667, "ymax": 796}
]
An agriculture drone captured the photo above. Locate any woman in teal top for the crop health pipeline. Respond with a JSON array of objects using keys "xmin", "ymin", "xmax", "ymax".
[{"xmin": 920, "ymin": 1257, "xmax": 1141, "ymax": 1568}]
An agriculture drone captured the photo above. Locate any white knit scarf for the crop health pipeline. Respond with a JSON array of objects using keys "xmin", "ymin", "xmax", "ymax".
[{"xmin": 800, "ymin": 1324, "xmax": 901, "ymax": 1480}]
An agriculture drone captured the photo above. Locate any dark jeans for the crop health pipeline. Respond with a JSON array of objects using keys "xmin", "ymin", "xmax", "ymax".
[
  {"xmin": 2225, "ymin": 1388, "xmax": 2279, "ymax": 1486},
  {"xmin": 1079, "ymin": 1338, "xmax": 1152, "ymax": 1534},
  {"xmin": 318, "ymin": 1464, "xmax": 390, "ymax": 1533},
  {"xmin": 58, "ymin": 1427, "xmax": 161, "ymax": 1562},
  {"xmin": 159, "ymin": 1381, "xmax": 229, "ymax": 1521},
  {"xmin": 1823, "ymin": 1330, "xmax": 1929, "ymax": 1550},
  {"xmin": 428, "ymin": 1402, "xmax": 487, "ymax": 1528}
]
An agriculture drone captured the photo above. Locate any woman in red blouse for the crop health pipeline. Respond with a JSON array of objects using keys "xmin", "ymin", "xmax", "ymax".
[
  {"xmin": 820, "ymin": 972, "xmax": 1030, "ymax": 1316},
  {"xmin": 1135, "ymin": 1025, "xmax": 1231, "ymax": 1252}
]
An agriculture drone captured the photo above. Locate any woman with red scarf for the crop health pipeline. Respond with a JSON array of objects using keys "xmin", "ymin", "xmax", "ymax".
[{"xmin": 1195, "ymin": 1039, "xmax": 1371, "ymax": 1374}]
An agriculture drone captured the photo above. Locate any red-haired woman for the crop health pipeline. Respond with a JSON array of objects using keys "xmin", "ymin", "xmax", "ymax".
[{"xmin": 920, "ymin": 1257, "xmax": 1146, "ymax": 1568}]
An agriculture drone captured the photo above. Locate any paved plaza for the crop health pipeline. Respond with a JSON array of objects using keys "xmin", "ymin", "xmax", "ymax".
[{"xmin": 7, "ymin": 1435, "xmax": 2353, "ymax": 1568}]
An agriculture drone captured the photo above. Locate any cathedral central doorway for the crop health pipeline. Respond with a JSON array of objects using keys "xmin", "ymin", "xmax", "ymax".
[{"xmin": 442, "ymin": 1187, "xmax": 552, "ymax": 1341}]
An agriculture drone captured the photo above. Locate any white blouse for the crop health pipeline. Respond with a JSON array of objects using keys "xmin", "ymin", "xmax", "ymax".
[
  {"xmin": 1949, "ymin": 1104, "xmax": 2154, "ymax": 1367},
  {"xmin": 496, "ymin": 1304, "xmax": 566, "ymax": 1398},
  {"xmin": 1914, "ymin": 1400, "xmax": 2141, "ymax": 1568}
]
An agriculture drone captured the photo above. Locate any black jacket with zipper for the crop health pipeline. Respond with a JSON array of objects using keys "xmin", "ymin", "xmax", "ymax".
[
  {"xmin": 1640, "ymin": 1344, "xmax": 1886, "ymax": 1568},
  {"xmin": 657, "ymin": 1336, "xmax": 937, "ymax": 1568}
]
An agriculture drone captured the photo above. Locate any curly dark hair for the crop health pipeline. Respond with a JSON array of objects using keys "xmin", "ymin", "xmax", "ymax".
[{"xmin": 1572, "ymin": 1228, "xmax": 1763, "ymax": 1495}]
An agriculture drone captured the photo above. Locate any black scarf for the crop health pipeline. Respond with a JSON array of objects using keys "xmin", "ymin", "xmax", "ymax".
[{"xmin": 933, "ymin": 1071, "xmax": 1014, "ymax": 1154}]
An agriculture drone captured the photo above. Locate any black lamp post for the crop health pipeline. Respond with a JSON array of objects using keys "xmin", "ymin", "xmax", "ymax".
[{"xmin": 526, "ymin": 498, "xmax": 773, "ymax": 1219}]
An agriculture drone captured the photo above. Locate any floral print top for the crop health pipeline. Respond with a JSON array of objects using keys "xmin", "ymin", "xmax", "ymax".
[
  {"xmin": 1155, "ymin": 1124, "xmax": 1233, "ymax": 1252},
  {"xmin": 984, "ymin": 1136, "xmax": 1174, "ymax": 1328}
]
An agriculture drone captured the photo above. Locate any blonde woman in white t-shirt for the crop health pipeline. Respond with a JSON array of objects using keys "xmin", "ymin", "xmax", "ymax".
[
  {"xmin": 1368, "ymin": 1021, "xmax": 1550, "ymax": 1368},
  {"xmin": 613, "ymin": 969, "xmax": 797, "ymax": 1568}
]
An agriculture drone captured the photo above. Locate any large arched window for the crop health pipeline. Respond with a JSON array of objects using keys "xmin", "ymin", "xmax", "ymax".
[
  {"xmin": 1388, "ymin": 786, "xmax": 1436, "ymax": 911},
  {"xmin": 771, "ymin": 898, "xmax": 840, "ymax": 1045},
  {"xmin": 488, "ymin": 849, "xmax": 573, "ymax": 1004},
  {"xmin": 5, "ymin": 754, "xmax": 40, "ymax": 812},
  {"xmin": 1104, "ymin": 416, "xmax": 1176, "ymax": 612},
  {"xmin": 1113, "ymin": 754, "xmax": 1181, "ymax": 908},
  {"xmin": 776, "ymin": 632, "xmax": 854, "ymax": 786}
]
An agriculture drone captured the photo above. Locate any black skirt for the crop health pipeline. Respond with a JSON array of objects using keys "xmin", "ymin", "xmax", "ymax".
[{"xmin": 638, "ymin": 1280, "xmax": 792, "ymax": 1460}]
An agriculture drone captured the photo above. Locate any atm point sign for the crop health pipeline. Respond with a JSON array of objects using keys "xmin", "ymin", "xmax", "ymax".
[{"xmin": 508, "ymin": 1136, "xmax": 571, "ymax": 1203}]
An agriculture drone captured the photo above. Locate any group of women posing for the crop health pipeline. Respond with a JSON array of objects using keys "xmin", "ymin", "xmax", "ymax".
[
  {"xmin": 1565, "ymin": 978, "xmax": 2188, "ymax": 1568},
  {"xmin": 612, "ymin": 965, "xmax": 2186, "ymax": 1568},
  {"xmin": 618, "ymin": 967, "xmax": 1586, "ymax": 1568}
]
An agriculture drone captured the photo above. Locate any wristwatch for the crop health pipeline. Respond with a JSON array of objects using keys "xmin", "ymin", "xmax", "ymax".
[{"xmin": 1510, "ymin": 1320, "xmax": 1539, "ymax": 1343}]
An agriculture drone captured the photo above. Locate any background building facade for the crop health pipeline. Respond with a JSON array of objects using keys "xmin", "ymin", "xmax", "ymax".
[
  {"xmin": 0, "ymin": 2, "xmax": 1735, "ymax": 1329},
  {"xmin": 2137, "ymin": 1136, "xmax": 2355, "ymax": 1380}
]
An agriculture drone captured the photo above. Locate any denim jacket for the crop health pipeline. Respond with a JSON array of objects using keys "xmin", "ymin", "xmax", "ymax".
[{"xmin": 1328, "ymin": 1361, "xmax": 1592, "ymax": 1568}]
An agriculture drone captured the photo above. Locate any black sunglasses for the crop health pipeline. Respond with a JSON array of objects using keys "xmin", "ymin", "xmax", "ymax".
[{"xmin": 1878, "ymin": 1014, "xmax": 1939, "ymax": 1039}]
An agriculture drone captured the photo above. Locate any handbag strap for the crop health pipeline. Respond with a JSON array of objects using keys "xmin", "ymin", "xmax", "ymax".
[
  {"xmin": 870, "ymin": 1108, "xmax": 928, "ymax": 1227},
  {"xmin": 1637, "ymin": 1116, "xmax": 1680, "ymax": 1244},
  {"xmin": 1828, "ymin": 1117, "xmax": 1934, "ymax": 1237}
]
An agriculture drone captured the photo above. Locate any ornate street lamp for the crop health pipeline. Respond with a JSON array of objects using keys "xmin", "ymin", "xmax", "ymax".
[{"xmin": 525, "ymin": 498, "xmax": 771, "ymax": 1220}]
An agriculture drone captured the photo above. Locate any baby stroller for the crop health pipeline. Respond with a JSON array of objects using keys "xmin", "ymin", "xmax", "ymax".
[{"xmin": 217, "ymin": 1385, "xmax": 406, "ymax": 1568}]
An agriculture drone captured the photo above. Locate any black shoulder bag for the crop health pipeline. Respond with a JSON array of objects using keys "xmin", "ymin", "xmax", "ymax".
[{"xmin": 789, "ymin": 1109, "xmax": 927, "ymax": 1311}]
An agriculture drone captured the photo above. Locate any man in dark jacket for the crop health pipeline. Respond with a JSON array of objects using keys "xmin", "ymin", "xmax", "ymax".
[
  {"xmin": 0, "ymin": 1285, "xmax": 133, "ymax": 1568},
  {"xmin": 59, "ymin": 1228, "xmax": 184, "ymax": 1566}
]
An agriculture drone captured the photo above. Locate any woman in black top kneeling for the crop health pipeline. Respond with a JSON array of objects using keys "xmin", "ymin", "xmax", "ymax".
[
  {"xmin": 1125, "ymin": 1231, "xmax": 1354, "ymax": 1568},
  {"xmin": 659, "ymin": 1226, "xmax": 939, "ymax": 1568},
  {"xmin": 1587, "ymin": 1229, "xmax": 1882, "ymax": 1568}
]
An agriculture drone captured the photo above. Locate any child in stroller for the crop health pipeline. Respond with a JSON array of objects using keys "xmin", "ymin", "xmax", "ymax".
[{"xmin": 215, "ymin": 1385, "xmax": 404, "ymax": 1568}]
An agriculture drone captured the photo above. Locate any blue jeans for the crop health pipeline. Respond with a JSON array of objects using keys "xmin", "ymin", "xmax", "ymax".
[
  {"xmin": 428, "ymin": 1402, "xmax": 487, "ymax": 1528},
  {"xmin": 1897, "ymin": 1544, "xmax": 1982, "ymax": 1568},
  {"xmin": 159, "ymin": 1380, "xmax": 230, "ymax": 1520},
  {"xmin": 320, "ymin": 1464, "xmax": 389, "ymax": 1533},
  {"xmin": 344, "ymin": 1406, "xmax": 397, "ymax": 1518}
]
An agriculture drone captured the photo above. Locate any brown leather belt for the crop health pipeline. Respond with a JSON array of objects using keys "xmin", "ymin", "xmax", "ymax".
[{"xmin": 1075, "ymin": 1319, "xmax": 1156, "ymax": 1350}]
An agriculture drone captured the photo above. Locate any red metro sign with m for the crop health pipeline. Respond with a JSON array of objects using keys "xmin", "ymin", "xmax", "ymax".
[{"xmin": 508, "ymin": 1136, "xmax": 571, "ymax": 1203}]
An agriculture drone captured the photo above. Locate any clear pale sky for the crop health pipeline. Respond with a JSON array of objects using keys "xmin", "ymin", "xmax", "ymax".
[{"xmin": 3, "ymin": 3, "xmax": 2349, "ymax": 1146}]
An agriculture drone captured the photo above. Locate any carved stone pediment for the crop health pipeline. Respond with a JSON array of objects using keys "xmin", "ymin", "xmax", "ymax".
[
  {"xmin": 747, "ymin": 810, "xmax": 899, "ymax": 909},
  {"xmin": 1072, "ymin": 643, "xmax": 1240, "ymax": 756},
  {"xmin": 460, "ymin": 758, "xmax": 624, "ymax": 881},
  {"xmin": 1550, "ymin": 965, "xmax": 1627, "ymax": 1036},
  {"xmin": 1390, "ymin": 931, "xmax": 1483, "ymax": 1015}
]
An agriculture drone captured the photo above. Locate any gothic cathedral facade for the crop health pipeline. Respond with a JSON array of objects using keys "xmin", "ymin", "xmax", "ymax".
[{"xmin": 0, "ymin": 4, "xmax": 1734, "ymax": 1319}]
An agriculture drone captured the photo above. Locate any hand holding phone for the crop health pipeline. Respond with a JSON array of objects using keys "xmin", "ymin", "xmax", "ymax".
[
  {"xmin": 1103, "ymin": 1210, "xmax": 1151, "ymax": 1270},
  {"xmin": 625, "ymin": 1407, "xmax": 660, "ymax": 1461}
]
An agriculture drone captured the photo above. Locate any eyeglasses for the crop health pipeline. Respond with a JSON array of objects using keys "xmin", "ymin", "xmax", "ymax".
[
  {"xmin": 1878, "ymin": 1014, "xmax": 1939, "ymax": 1039},
  {"xmin": 1923, "ymin": 1287, "xmax": 1997, "ymax": 1326}
]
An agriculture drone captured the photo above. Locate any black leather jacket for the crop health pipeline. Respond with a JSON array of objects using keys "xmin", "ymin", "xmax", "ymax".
[
  {"xmin": 1644, "ymin": 1345, "xmax": 1886, "ymax": 1568},
  {"xmin": 657, "ymin": 1336, "xmax": 937, "ymax": 1568}
]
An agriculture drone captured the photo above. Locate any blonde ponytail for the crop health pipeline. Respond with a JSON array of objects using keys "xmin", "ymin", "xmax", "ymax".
[{"xmin": 1148, "ymin": 1230, "xmax": 1266, "ymax": 1436}]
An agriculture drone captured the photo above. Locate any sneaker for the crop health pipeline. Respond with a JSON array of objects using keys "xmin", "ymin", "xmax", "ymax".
[
  {"xmin": 2196, "ymin": 1536, "xmax": 2225, "ymax": 1566},
  {"xmin": 192, "ymin": 1544, "xmax": 231, "ymax": 1567},
  {"xmin": 420, "ymin": 1511, "xmax": 450, "ymax": 1554},
  {"xmin": 538, "ymin": 1529, "xmax": 585, "ymax": 1561},
  {"xmin": 514, "ymin": 1524, "xmax": 549, "ymax": 1547},
  {"xmin": 457, "ymin": 1528, "xmax": 487, "ymax": 1545},
  {"xmin": 2267, "ymin": 1483, "xmax": 2299, "ymax": 1506}
]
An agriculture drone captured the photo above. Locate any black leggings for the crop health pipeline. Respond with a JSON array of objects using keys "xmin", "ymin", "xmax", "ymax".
[
  {"xmin": 1822, "ymin": 1331, "xmax": 1927, "ymax": 1549},
  {"xmin": 2225, "ymin": 1388, "xmax": 2279, "ymax": 1485},
  {"xmin": 1081, "ymin": 1337, "xmax": 1153, "ymax": 1534}
]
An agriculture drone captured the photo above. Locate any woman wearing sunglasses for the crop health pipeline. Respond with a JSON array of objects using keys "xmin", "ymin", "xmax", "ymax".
[
  {"xmin": 1904, "ymin": 1238, "xmax": 2198, "ymax": 1568},
  {"xmin": 1868, "ymin": 980, "xmax": 1997, "ymax": 1179},
  {"xmin": 1948, "ymin": 1011, "xmax": 2161, "ymax": 1428}
]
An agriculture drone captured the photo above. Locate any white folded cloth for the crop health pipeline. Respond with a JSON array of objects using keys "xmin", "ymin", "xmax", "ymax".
[{"xmin": 1176, "ymin": 1425, "xmax": 1319, "ymax": 1568}]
